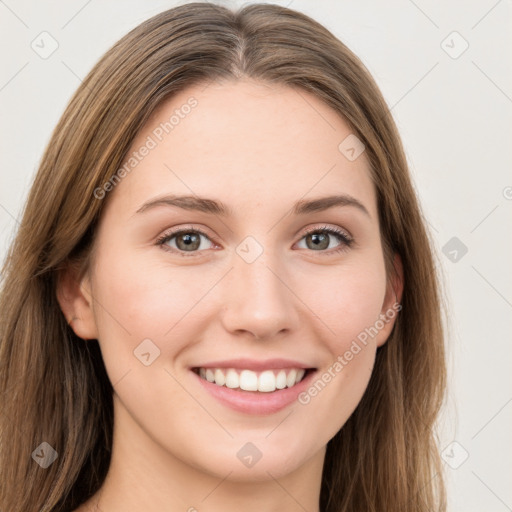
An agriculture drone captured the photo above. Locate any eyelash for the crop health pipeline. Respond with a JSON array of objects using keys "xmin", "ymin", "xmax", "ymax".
[{"xmin": 155, "ymin": 224, "xmax": 354, "ymax": 257}]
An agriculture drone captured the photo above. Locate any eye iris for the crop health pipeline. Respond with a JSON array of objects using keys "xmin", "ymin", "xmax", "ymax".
[
  {"xmin": 176, "ymin": 232, "xmax": 200, "ymax": 251},
  {"xmin": 306, "ymin": 232, "xmax": 329, "ymax": 250}
]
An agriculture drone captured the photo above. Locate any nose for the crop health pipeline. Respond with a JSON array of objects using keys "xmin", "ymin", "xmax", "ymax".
[{"xmin": 220, "ymin": 249, "xmax": 300, "ymax": 341}]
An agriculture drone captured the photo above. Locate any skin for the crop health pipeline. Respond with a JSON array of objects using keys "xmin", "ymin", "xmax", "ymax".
[{"xmin": 59, "ymin": 78, "xmax": 403, "ymax": 512}]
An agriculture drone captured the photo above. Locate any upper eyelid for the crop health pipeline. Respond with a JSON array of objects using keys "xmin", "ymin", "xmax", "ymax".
[
  {"xmin": 158, "ymin": 225, "xmax": 218, "ymax": 244},
  {"xmin": 301, "ymin": 224, "xmax": 352, "ymax": 239}
]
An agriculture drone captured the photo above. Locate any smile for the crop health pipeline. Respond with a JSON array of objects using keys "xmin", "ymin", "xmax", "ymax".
[{"xmin": 193, "ymin": 367, "xmax": 311, "ymax": 393}]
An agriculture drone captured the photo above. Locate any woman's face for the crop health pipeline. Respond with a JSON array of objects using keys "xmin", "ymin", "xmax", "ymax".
[{"xmin": 67, "ymin": 78, "xmax": 401, "ymax": 482}]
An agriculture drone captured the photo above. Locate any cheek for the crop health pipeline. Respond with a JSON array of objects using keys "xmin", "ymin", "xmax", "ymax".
[
  {"xmin": 89, "ymin": 244, "xmax": 222, "ymax": 372},
  {"xmin": 306, "ymin": 258, "xmax": 388, "ymax": 352},
  {"xmin": 295, "ymin": 263, "xmax": 386, "ymax": 441}
]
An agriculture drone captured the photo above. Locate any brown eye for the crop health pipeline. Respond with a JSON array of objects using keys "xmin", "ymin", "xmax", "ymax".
[
  {"xmin": 175, "ymin": 232, "xmax": 201, "ymax": 251},
  {"xmin": 305, "ymin": 232, "xmax": 330, "ymax": 250},
  {"xmin": 296, "ymin": 227, "xmax": 353, "ymax": 253},
  {"xmin": 157, "ymin": 229, "xmax": 215, "ymax": 254}
]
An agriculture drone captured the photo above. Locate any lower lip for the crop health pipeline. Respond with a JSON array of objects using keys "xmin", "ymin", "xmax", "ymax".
[{"xmin": 191, "ymin": 369, "xmax": 317, "ymax": 415}]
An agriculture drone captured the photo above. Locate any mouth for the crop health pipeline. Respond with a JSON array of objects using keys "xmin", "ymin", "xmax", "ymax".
[
  {"xmin": 189, "ymin": 358, "xmax": 318, "ymax": 415},
  {"xmin": 191, "ymin": 367, "xmax": 316, "ymax": 393}
]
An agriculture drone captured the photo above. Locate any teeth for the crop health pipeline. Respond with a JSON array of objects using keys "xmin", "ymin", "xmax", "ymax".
[
  {"xmin": 214, "ymin": 368, "xmax": 226, "ymax": 386},
  {"xmin": 225, "ymin": 369, "xmax": 239, "ymax": 389},
  {"xmin": 275, "ymin": 370, "xmax": 287, "ymax": 389},
  {"xmin": 196, "ymin": 367, "xmax": 308, "ymax": 392},
  {"xmin": 240, "ymin": 370, "xmax": 258, "ymax": 391},
  {"xmin": 286, "ymin": 369, "xmax": 297, "ymax": 388},
  {"xmin": 258, "ymin": 370, "xmax": 276, "ymax": 392}
]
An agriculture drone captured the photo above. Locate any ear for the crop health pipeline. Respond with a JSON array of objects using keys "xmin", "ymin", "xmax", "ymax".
[
  {"xmin": 375, "ymin": 253, "xmax": 404, "ymax": 348},
  {"xmin": 56, "ymin": 262, "xmax": 99, "ymax": 340}
]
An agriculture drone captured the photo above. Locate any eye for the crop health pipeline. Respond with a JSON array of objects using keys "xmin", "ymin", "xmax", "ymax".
[
  {"xmin": 295, "ymin": 225, "xmax": 353, "ymax": 254},
  {"xmin": 156, "ymin": 224, "xmax": 354, "ymax": 257},
  {"xmin": 156, "ymin": 227, "xmax": 216, "ymax": 256}
]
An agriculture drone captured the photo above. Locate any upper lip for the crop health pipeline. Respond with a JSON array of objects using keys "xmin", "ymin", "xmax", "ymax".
[{"xmin": 190, "ymin": 358, "xmax": 316, "ymax": 371}]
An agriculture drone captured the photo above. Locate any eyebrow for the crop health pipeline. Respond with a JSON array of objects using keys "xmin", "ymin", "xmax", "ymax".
[{"xmin": 135, "ymin": 194, "xmax": 371, "ymax": 218}]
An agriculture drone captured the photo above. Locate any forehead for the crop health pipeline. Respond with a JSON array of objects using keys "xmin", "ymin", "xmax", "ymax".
[{"xmin": 108, "ymin": 78, "xmax": 377, "ymax": 220}]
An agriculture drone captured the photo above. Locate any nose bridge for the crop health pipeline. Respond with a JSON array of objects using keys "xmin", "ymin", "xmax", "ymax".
[{"xmin": 220, "ymin": 236, "xmax": 299, "ymax": 338}]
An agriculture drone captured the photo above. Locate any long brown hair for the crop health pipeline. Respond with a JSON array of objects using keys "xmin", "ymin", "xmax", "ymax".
[{"xmin": 0, "ymin": 3, "xmax": 447, "ymax": 511}]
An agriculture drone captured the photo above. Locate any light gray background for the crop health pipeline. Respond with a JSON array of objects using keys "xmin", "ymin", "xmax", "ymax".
[{"xmin": 1, "ymin": 1, "xmax": 511, "ymax": 510}]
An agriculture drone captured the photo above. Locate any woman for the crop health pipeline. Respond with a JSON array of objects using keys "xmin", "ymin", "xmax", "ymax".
[{"xmin": 0, "ymin": 3, "xmax": 447, "ymax": 511}]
